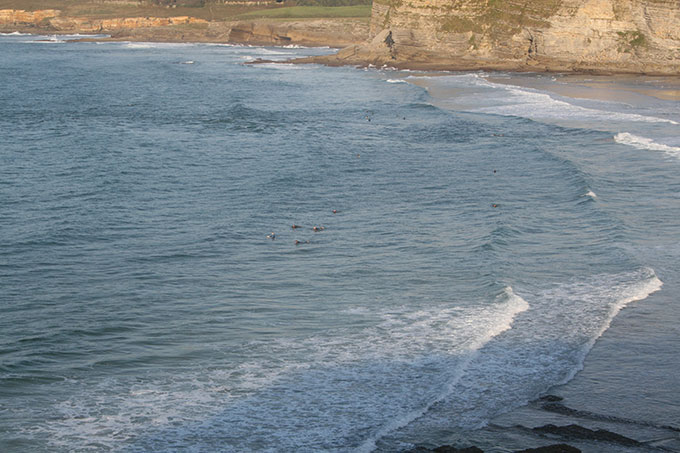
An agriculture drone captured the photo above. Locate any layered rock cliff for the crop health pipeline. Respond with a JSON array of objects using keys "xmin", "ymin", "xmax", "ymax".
[
  {"xmin": 227, "ymin": 20, "xmax": 369, "ymax": 47},
  {"xmin": 0, "ymin": 9, "xmax": 367, "ymax": 47},
  {"xmin": 309, "ymin": 0, "xmax": 680, "ymax": 74},
  {"xmin": 0, "ymin": 9, "xmax": 209, "ymax": 33}
]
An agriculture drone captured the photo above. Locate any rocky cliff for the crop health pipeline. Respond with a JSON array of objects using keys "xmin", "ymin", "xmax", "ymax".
[
  {"xmin": 227, "ymin": 20, "xmax": 369, "ymax": 47},
  {"xmin": 0, "ymin": 9, "xmax": 367, "ymax": 46},
  {"xmin": 0, "ymin": 9, "xmax": 209, "ymax": 33},
  {"xmin": 307, "ymin": 0, "xmax": 680, "ymax": 74}
]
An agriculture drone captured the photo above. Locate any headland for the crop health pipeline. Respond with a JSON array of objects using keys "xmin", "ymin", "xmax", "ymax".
[{"xmin": 2, "ymin": 0, "xmax": 678, "ymax": 74}]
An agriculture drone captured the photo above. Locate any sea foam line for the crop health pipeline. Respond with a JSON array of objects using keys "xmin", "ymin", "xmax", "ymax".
[
  {"xmin": 468, "ymin": 76, "xmax": 679, "ymax": 126},
  {"xmin": 356, "ymin": 287, "xmax": 529, "ymax": 453},
  {"xmin": 559, "ymin": 268, "xmax": 663, "ymax": 385},
  {"xmin": 397, "ymin": 268, "xmax": 667, "ymax": 433},
  {"xmin": 615, "ymin": 132, "xmax": 680, "ymax": 159}
]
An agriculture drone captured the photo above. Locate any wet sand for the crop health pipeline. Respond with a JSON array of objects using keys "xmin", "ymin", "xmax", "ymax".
[{"xmin": 486, "ymin": 73, "xmax": 680, "ymax": 103}]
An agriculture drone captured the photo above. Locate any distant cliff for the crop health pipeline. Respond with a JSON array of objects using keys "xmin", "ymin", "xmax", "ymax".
[
  {"xmin": 0, "ymin": 9, "xmax": 368, "ymax": 47},
  {"xmin": 308, "ymin": 0, "xmax": 680, "ymax": 74},
  {"xmin": 0, "ymin": 9, "xmax": 209, "ymax": 33}
]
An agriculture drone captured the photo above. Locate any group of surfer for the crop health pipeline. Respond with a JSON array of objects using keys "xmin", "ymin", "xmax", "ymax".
[{"xmin": 267, "ymin": 210, "xmax": 339, "ymax": 245}]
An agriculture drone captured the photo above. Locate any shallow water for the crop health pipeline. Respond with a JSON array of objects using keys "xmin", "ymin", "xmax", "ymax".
[{"xmin": 1, "ymin": 35, "xmax": 678, "ymax": 452}]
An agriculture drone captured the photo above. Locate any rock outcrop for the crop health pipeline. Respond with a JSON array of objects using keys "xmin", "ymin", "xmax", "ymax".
[
  {"xmin": 407, "ymin": 443, "xmax": 581, "ymax": 452},
  {"xmin": 227, "ymin": 19, "xmax": 369, "ymax": 47},
  {"xmin": 0, "ymin": 8, "xmax": 367, "ymax": 47},
  {"xmin": 0, "ymin": 9, "xmax": 208, "ymax": 33},
  {"xmin": 304, "ymin": 0, "xmax": 680, "ymax": 74},
  {"xmin": 532, "ymin": 424, "xmax": 641, "ymax": 447},
  {"xmin": 0, "ymin": 9, "xmax": 62, "ymax": 24}
]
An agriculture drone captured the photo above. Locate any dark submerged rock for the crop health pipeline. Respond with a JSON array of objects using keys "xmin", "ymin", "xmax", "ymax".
[
  {"xmin": 433, "ymin": 446, "xmax": 484, "ymax": 453},
  {"xmin": 538, "ymin": 394, "xmax": 564, "ymax": 403},
  {"xmin": 516, "ymin": 444, "xmax": 581, "ymax": 453},
  {"xmin": 405, "ymin": 446, "xmax": 483, "ymax": 453},
  {"xmin": 533, "ymin": 424, "xmax": 641, "ymax": 447}
]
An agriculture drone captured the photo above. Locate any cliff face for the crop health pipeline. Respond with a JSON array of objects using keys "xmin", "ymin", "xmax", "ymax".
[
  {"xmin": 0, "ymin": 9, "xmax": 62, "ymax": 24},
  {"xmin": 0, "ymin": 9, "xmax": 209, "ymax": 33},
  {"xmin": 228, "ymin": 20, "xmax": 369, "ymax": 48},
  {"xmin": 0, "ymin": 9, "xmax": 367, "ymax": 47},
  {"xmin": 316, "ymin": 0, "xmax": 680, "ymax": 74}
]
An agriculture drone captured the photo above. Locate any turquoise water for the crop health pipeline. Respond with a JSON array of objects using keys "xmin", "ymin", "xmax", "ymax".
[{"xmin": 1, "ymin": 34, "xmax": 679, "ymax": 452}]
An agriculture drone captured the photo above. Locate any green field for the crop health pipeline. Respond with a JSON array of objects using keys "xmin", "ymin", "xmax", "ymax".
[
  {"xmin": 236, "ymin": 5, "xmax": 371, "ymax": 19},
  {"xmin": 0, "ymin": 0, "xmax": 371, "ymax": 21}
]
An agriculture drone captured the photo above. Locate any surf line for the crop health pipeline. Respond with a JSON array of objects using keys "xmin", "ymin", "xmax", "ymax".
[
  {"xmin": 615, "ymin": 132, "xmax": 680, "ymax": 159},
  {"xmin": 356, "ymin": 287, "xmax": 530, "ymax": 453},
  {"xmin": 557, "ymin": 268, "xmax": 662, "ymax": 386}
]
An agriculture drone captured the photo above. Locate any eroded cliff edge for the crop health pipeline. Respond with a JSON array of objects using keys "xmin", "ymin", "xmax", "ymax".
[
  {"xmin": 301, "ymin": 0, "xmax": 680, "ymax": 74},
  {"xmin": 0, "ymin": 9, "xmax": 369, "ymax": 48}
]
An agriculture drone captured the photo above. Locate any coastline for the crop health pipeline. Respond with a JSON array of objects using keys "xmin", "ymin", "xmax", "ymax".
[
  {"xmin": 2, "ymin": 11, "xmax": 679, "ymax": 76},
  {"xmin": 7, "ymin": 31, "xmax": 676, "ymax": 77},
  {"xmin": 288, "ymin": 48, "xmax": 680, "ymax": 77}
]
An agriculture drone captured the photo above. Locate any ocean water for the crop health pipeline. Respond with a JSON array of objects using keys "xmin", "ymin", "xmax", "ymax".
[{"xmin": 1, "ymin": 34, "xmax": 679, "ymax": 452}]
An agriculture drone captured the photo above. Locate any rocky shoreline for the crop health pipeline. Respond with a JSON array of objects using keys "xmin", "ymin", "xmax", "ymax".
[{"xmin": 3, "ymin": 0, "xmax": 679, "ymax": 75}]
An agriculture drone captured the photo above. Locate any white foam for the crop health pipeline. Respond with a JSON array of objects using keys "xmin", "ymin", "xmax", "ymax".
[
  {"xmin": 561, "ymin": 268, "xmax": 663, "ymax": 384},
  {"xmin": 1, "ymin": 31, "xmax": 32, "ymax": 36},
  {"xmin": 33, "ymin": 40, "xmax": 65, "ymax": 44},
  {"xmin": 204, "ymin": 42, "xmax": 237, "ymax": 47},
  {"xmin": 124, "ymin": 42, "xmax": 194, "ymax": 49},
  {"xmin": 30, "ymin": 270, "xmax": 662, "ymax": 452},
  {"xmin": 257, "ymin": 62, "xmax": 305, "ymax": 70},
  {"xmin": 425, "ymin": 74, "xmax": 679, "ymax": 127},
  {"xmin": 37, "ymin": 290, "xmax": 530, "ymax": 451},
  {"xmin": 481, "ymin": 82, "xmax": 678, "ymax": 125},
  {"xmin": 357, "ymin": 287, "xmax": 529, "ymax": 453},
  {"xmin": 124, "ymin": 42, "xmax": 153, "ymax": 49},
  {"xmin": 585, "ymin": 190, "xmax": 597, "ymax": 199},
  {"xmin": 256, "ymin": 48, "xmax": 291, "ymax": 55},
  {"xmin": 395, "ymin": 268, "xmax": 664, "ymax": 434},
  {"xmin": 28, "ymin": 35, "xmax": 66, "ymax": 44},
  {"xmin": 386, "ymin": 79, "xmax": 407, "ymax": 84},
  {"xmin": 21, "ymin": 33, "xmax": 108, "ymax": 43},
  {"xmin": 61, "ymin": 33, "xmax": 104, "ymax": 38},
  {"xmin": 615, "ymin": 132, "xmax": 680, "ymax": 159}
]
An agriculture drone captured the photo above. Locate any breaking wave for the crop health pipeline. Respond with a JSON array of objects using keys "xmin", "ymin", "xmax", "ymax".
[
  {"xmin": 40, "ymin": 288, "xmax": 530, "ymax": 452},
  {"xmin": 615, "ymin": 132, "xmax": 680, "ymax": 158}
]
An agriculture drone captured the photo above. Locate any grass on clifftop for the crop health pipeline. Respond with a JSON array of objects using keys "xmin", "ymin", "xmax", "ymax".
[
  {"xmin": 0, "ymin": 0, "xmax": 371, "ymax": 20},
  {"xmin": 236, "ymin": 5, "xmax": 371, "ymax": 19},
  {"xmin": 0, "ymin": 0, "xmax": 256, "ymax": 20}
]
